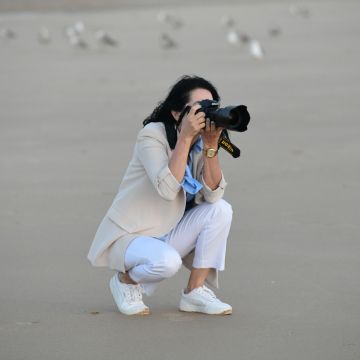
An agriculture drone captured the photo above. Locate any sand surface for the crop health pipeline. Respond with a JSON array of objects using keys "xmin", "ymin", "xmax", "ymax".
[{"xmin": 1, "ymin": 1, "xmax": 359, "ymax": 359}]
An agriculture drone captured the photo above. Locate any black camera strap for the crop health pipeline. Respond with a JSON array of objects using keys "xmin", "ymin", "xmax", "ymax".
[
  {"xmin": 176, "ymin": 105, "xmax": 191, "ymax": 132},
  {"xmin": 218, "ymin": 136, "xmax": 241, "ymax": 158}
]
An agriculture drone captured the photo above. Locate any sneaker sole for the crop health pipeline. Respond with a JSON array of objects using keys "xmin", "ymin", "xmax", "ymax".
[
  {"xmin": 132, "ymin": 308, "xmax": 150, "ymax": 316},
  {"xmin": 179, "ymin": 308, "xmax": 232, "ymax": 315},
  {"xmin": 179, "ymin": 300, "xmax": 232, "ymax": 315},
  {"xmin": 109, "ymin": 276, "xmax": 151, "ymax": 316}
]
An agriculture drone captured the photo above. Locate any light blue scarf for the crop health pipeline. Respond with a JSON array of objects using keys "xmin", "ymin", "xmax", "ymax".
[{"xmin": 181, "ymin": 136, "xmax": 203, "ymax": 202}]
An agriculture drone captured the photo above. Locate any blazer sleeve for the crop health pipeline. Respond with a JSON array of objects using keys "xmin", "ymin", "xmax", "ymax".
[
  {"xmin": 199, "ymin": 168, "xmax": 228, "ymax": 203},
  {"xmin": 136, "ymin": 126, "xmax": 182, "ymax": 201}
]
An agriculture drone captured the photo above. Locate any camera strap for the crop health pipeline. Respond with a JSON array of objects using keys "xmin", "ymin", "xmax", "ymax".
[
  {"xmin": 176, "ymin": 105, "xmax": 191, "ymax": 132},
  {"xmin": 218, "ymin": 136, "xmax": 241, "ymax": 158}
]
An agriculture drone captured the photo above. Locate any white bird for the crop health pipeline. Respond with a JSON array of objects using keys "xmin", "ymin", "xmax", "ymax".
[
  {"xmin": 64, "ymin": 21, "xmax": 85, "ymax": 41},
  {"xmin": 0, "ymin": 27, "xmax": 16, "ymax": 39},
  {"xmin": 73, "ymin": 21, "xmax": 85, "ymax": 34},
  {"xmin": 249, "ymin": 39, "xmax": 265, "ymax": 59},
  {"xmin": 63, "ymin": 22, "xmax": 89, "ymax": 49},
  {"xmin": 38, "ymin": 27, "xmax": 51, "ymax": 44},
  {"xmin": 157, "ymin": 11, "xmax": 171, "ymax": 23},
  {"xmin": 160, "ymin": 33, "xmax": 177, "ymax": 49},
  {"xmin": 226, "ymin": 29, "xmax": 240, "ymax": 45},
  {"xmin": 95, "ymin": 30, "xmax": 117, "ymax": 46}
]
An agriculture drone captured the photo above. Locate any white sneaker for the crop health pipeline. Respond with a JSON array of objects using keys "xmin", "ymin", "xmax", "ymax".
[
  {"xmin": 109, "ymin": 273, "xmax": 150, "ymax": 315},
  {"xmin": 179, "ymin": 285, "xmax": 232, "ymax": 315}
]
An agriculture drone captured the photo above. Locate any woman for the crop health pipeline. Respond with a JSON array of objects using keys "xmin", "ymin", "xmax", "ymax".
[{"xmin": 87, "ymin": 75, "xmax": 234, "ymax": 316}]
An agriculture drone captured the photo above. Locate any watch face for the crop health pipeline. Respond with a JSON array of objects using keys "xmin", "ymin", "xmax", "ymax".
[{"xmin": 207, "ymin": 148, "xmax": 216, "ymax": 157}]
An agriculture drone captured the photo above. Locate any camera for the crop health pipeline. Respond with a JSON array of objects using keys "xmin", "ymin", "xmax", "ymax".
[
  {"xmin": 195, "ymin": 99, "xmax": 250, "ymax": 132},
  {"xmin": 177, "ymin": 99, "xmax": 251, "ymax": 158}
]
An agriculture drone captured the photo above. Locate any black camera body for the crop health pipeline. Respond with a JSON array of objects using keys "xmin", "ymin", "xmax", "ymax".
[{"xmin": 195, "ymin": 99, "xmax": 250, "ymax": 132}]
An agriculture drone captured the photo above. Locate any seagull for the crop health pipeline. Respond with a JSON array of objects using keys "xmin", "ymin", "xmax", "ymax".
[
  {"xmin": 63, "ymin": 22, "xmax": 89, "ymax": 49},
  {"xmin": 289, "ymin": 5, "xmax": 310, "ymax": 18},
  {"xmin": 38, "ymin": 27, "xmax": 51, "ymax": 44},
  {"xmin": 157, "ymin": 11, "xmax": 168, "ymax": 23},
  {"xmin": 157, "ymin": 11, "xmax": 183, "ymax": 29},
  {"xmin": 64, "ymin": 26, "xmax": 76, "ymax": 39},
  {"xmin": 220, "ymin": 15, "xmax": 235, "ymax": 28},
  {"xmin": 268, "ymin": 26, "xmax": 281, "ymax": 37},
  {"xmin": 239, "ymin": 32, "xmax": 251, "ymax": 44},
  {"xmin": 73, "ymin": 21, "xmax": 85, "ymax": 34},
  {"xmin": 0, "ymin": 27, "xmax": 16, "ymax": 39},
  {"xmin": 160, "ymin": 33, "xmax": 177, "ymax": 49},
  {"xmin": 226, "ymin": 29, "xmax": 250, "ymax": 46},
  {"xmin": 64, "ymin": 21, "xmax": 85, "ymax": 40},
  {"xmin": 95, "ymin": 30, "xmax": 117, "ymax": 46},
  {"xmin": 249, "ymin": 39, "xmax": 265, "ymax": 59},
  {"xmin": 68, "ymin": 35, "xmax": 88, "ymax": 49},
  {"xmin": 226, "ymin": 29, "xmax": 240, "ymax": 45}
]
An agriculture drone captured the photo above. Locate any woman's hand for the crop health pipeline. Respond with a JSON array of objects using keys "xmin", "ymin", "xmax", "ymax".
[
  {"xmin": 178, "ymin": 104, "xmax": 206, "ymax": 142},
  {"xmin": 200, "ymin": 119, "xmax": 224, "ymax": 148}
]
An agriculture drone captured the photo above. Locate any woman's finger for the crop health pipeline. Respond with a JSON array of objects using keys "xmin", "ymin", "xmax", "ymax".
[
  {"xmin": 195, "ymin": 111, "xmax": 206, "ymax": 121},
  {"xmin": 189, "ymin": 103, "xmax": 202, "ymax": 115},
  {"xmin": 205, "ymin": 118, "xmax": 211, "ymax": 131}
]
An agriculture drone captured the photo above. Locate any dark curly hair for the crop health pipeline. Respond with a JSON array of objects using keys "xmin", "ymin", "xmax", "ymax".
[{"xmin": 143, "ymin": 75, "xmax": 230, "ymax": 149}]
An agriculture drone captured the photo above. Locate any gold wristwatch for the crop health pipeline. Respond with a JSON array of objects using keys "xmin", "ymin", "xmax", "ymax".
[{"xmin": 203, "ymin": 147, "xmax": 218, "ymax": 158}]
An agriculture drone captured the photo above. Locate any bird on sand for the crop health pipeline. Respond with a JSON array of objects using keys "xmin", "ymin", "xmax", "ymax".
[
  {"xmin": 157, "ymin": 11, "xmax": 183, "ymax": 29},
  {"xmin": 38, "ymin": 27, "xmax": 51, "ymax": 44},
  {"xmin": 160, "ymin": 33, "xmax": 177, "ymax": 49},
  {"xmin": 249, "ymin": 39, "xmax": 265, "ymax": 59},
  {"xmin": 0, "ymin": 27, "xmax": 16, "ymax": 39},
  {"xmin": 95, "ymin": 30, "xmax": 117, "ymax": 46},
  {"xmin": 268, "ymin": 26, "xmax": 281, "ymax": 37},
  {"xmin": 68, "ymin": 35, "xmax": 88, "ymax": 49},
  {"xmin": 226, "ymin": 29, "xmax": 250, "ymax": 46},
  {"xmin": 220, "ymin": 15, "xmax": 235, "ymax": 28},
  {"xmin": 289, "ymin": 5, "xmax": 311, "ymax": 18}
]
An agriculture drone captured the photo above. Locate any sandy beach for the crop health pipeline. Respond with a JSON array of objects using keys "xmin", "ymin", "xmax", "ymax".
[{"xmin": 1, "ymin": 1, "xmax": 359, "ymax": 359}]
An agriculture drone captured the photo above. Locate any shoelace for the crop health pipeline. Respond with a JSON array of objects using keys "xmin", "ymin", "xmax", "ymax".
[
  {"xmin": 134, "ymin": 285, "xmax": 143, "ymax": 302},
  {"xmin": 124, "ymin": 284, "xmax": 143, "ymax": 304},
  {"xmin": 196, "ymin": 285, "xmax": 218, "ymax": 302}
]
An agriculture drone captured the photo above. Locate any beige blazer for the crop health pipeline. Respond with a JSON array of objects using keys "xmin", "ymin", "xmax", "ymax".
[{"xmin": 87, "ymin": 122, "xmax": 228, "ymax": 288}]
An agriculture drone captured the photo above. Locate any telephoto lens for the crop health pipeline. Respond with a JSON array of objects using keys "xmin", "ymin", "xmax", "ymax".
[{"xmin": 195, "ymin": 99, "xmax": 250, "ymax": 132}]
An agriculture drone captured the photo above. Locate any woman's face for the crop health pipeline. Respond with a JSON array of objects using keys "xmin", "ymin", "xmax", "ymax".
[
  {"xmin": 187, "ymin": 88, "xmax": 213, "ymax": 108},
  {"xmin": 171, "ymin": 88, "xmax": 213, "ymax": 123}
]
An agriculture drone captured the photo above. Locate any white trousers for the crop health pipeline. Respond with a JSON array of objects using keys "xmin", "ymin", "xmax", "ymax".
[{"xmin": 108, "ymin": 199, "xmax": 233, "ymax": 296}]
